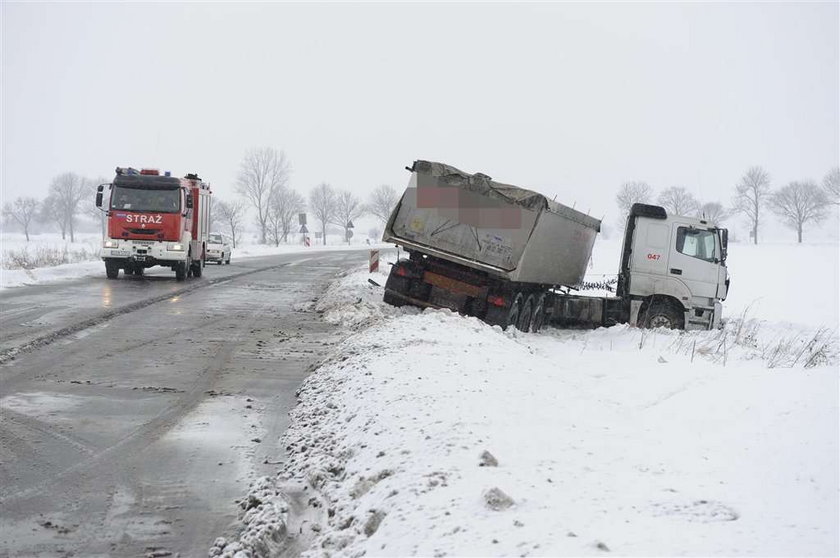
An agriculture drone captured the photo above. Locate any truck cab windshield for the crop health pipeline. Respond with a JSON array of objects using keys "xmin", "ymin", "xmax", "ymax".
[{"xmin": 111, "ymin": 186, "xmax": 181, "ymax": 213}]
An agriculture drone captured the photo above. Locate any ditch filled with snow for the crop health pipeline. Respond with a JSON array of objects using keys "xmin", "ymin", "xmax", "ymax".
[{"xmin": 213, "ymin": 241, "xmax": 839, "ymax": 557}]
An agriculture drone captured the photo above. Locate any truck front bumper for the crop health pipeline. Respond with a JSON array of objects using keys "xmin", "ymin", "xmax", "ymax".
[{"xmin": 101, "ymin": 240, "xmax": 188, "ymax": 266}]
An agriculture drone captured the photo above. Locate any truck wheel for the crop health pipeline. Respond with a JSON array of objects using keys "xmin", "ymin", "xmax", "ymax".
[
  {"xmin": 383, "ymin": 290, "xmax": 405, "ymax": 307},
  {"xmin": 531, "ymin": 294, "xmax": 547, "ymax": 332},
  {"xmin": 644, "ymin": 301, "xmax": 684, "ymax": 329},
  {"xmin": 225, "ymin": 255, "xmax": 230, "ymax": 265},
  {"xmin": 192, "ymin": 257, "xmax": 203, "ymax": 278},
  {"xmin": 105, "ymin": 261, "xmax": 120, "ymax": 279},
  {"xmin": 505, "ymin": 293, "xmax": 524, "ymax": 331},
  {"xmin": 175, "ymin": 261, "xmax": 187, "ymax": 281},
  {"xmin": 516, "ymin": 294, "xmax": 535, "ymax": 332},
  {"xmin": 135, "ymin": 266, "xmax": 144, "ymax": 276}
]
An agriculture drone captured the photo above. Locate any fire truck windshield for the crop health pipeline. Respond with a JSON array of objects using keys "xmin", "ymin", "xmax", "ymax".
[{"xmin": 111, "ymin": 186, "xmax": 181, "ymax": 213}]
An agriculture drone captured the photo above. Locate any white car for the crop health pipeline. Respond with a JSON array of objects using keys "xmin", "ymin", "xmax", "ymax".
[{"xmin": 206, "ymin": 233, "xmax": 231, "ymax": 264}]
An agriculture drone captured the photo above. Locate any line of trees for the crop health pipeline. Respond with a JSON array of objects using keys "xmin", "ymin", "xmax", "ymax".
[
  {"xmin": 3, "ymin": 149, "xmax": 402, "ymax": 249},
  {"xmin": 615, "ymin": 166, "xmax": 838, "ymax": 244},
  {"xmin": 220, "ymin": 147, "xmax": 400, "ymax": 247},
  {"xmin": 2, "ymin": 172, "xmax": 106, "ymax": 242}
]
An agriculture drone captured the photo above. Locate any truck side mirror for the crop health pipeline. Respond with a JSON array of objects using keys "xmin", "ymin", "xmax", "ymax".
[
  {"xmin": 720, "ymin": 229, "xmax": 728, "ymax": 262},
  {"xmin": 185, "ymin": 193, "xmax": 193, "ymax": 210},
  {"xmin": 95, "ymin": 184, "xmax": 106, "ymax": 208}
]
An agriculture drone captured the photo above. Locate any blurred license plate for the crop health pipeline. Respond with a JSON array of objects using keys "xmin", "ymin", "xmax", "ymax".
[
  {"xmin": 134, "ymin": 255, "xmax": 146, "ymax": 261},
  {"xmin": 110, "ymin": 250, "xmax": 129, "ymax": 256}
]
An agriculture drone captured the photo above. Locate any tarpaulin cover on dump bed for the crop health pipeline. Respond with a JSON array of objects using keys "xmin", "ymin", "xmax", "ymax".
[{"xmin": 384, "ymin": 160, "xmax": 601, "ymax": 286}]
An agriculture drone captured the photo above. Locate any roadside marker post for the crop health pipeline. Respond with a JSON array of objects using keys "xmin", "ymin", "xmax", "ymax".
[{"xmin": 369, "ymin": 249, "xmax": 379, "ymax": 273}]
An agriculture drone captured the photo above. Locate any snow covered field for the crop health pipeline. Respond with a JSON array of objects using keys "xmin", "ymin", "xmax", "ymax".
[{"xmin": 215, "ymin": 241, "xmax": 838, "ymax": 557}]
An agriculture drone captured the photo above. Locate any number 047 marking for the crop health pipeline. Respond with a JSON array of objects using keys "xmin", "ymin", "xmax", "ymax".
[{"xmin": 647, "ymin": 253, "xmax": 661, "ymax": 260}]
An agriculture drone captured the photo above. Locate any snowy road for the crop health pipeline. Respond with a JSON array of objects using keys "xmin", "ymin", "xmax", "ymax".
[{"xmin": 0, "ymin": 250, "xmax": 369, "ymax": 556}]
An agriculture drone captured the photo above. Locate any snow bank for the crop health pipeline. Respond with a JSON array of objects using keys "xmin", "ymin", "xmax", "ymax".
[
  {"xmin": 276, "ymin": 276, "xmax": 837, "ymax": 557},
  {"xmin": 220, "ymin": 248, "xmax": 837, "ymax": 557}
]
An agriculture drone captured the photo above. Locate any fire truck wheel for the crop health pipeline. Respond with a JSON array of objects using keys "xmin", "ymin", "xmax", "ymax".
[
  {"xmin": 175, "ymin": 261, "xmax": 187, "ymax": 281},
  {"xmin": 192, "ymin": 259, "xmax": 203, "ymax": 278},
  {"xmin": 225, "ymin": 256, "xmax": 231, "ymax": 264},
  {"xmin": 105, "ymin": 261, "xmax": 120, "ymax": 279}
]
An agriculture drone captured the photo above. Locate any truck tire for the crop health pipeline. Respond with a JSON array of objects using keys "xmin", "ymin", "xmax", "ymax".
[
  {"xmin": 506, "ymin": 293, "xmax": 524, "ymax": 331},
  {"xmin": 175, "ymin": 261, "xmax": 187, "ymax": 281},
  {"xmin": 383, "ymin": 290, "xmax": 405, "ymax": 307},
  {"xmin": 644, "ymin": 301, "xmax": 684, "ymax": 329},
  {"xmin": 531, "ymin": 293, "xmax": 547, "ymax": 333},
  {"xmin": 516, "ymin": 294, "xmax": 535, "ymax": 332},
  {"xmin": 192, "ymin": 256, "xmax": 203, "ymax": 278},
  {"xmin": 105, "ymin": 260, "xmax": 120, "ymax": 279}
]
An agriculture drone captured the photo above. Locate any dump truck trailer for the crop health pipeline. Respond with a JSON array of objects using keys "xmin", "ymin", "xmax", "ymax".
[{"xmin": 382, "ymin": 160, "xmax": 729, "ymax": 331}]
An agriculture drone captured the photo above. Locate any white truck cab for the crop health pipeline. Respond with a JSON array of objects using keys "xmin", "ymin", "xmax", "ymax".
[{"xmin": 618, "ymin": 204, "xmax": 729, "ymax": 330}]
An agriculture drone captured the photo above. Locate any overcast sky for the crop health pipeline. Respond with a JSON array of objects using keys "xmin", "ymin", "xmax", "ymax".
[{"xmin": 2, "ymin": 2, "xmax": 838, "ymax": 239}]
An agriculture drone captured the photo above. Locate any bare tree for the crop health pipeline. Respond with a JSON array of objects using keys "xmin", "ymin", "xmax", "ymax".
[
  {"xmin": 823, "ymin": 167, "xmax": 839, "ymax": 205},
  {"xmin": 40, "ymin": 197, "xmax": 67, "ymax": 239},
  {"xmin": 616, "ymin": 181, "xmax": 653, "ymax": 224},
  {"xmin": 698, "ymin": 201, "xmax": 729, "ymax": 224},
  {"xmin": 657, "ymin": 186, "xmax": 699, "ymax": 216},
  {"xmin": 44, "ymin": 173, "xmax": 88, "ymax": 241},
  {"xmin": 309, "ymin": 183, "xmax": 336, "ymax": 245},
  {"xmin": 732, "ymin": 166, "xmax": 770, "ymax": 245},
  {"xmin": 236, "ymin": 147, "xmax": 291, "ymax": 244},
  {"xmin": 2, "ymin": 197, "xmax": 40, "ymax": 241},
  {"xmin": 213, "ymin": 199, "xmax": 246, "ymax": 248},
  {"xmin": 83, "ymin": 176, "xmax": 109, "ymax": 238},
  {"xmin": 367, "ymin": 184, "xmax": 398, "ymax": 225},
  {"xmin": 769, "ymin": 181, "xmax": 829, "ymax": 243},
  {"xmin": 333, "ymin": 190, "xmax": 366, "ymax": 244},
  {"xmin": 266, "ymin": 186, "xmax": 305, "ymax": 245},
  {"xmin": 279, "ymin": 189, "xmax": 305, "ymax": 243}
]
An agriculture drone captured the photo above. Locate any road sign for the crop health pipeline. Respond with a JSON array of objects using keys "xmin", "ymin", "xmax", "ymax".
[
  {"xmin": 345, "ymin": 229, "xmax": 354, "ymax": 240},
  {"xmin": 347, "ymin": 220, "xmax": 354, "ymax": 229},
  {"xmin": 300, "ymin": 224, "xmax": 308, "ymax": 234},
  {"xmin": 298, "ymin": 213, "xmax": 307, "ymax": 225}
]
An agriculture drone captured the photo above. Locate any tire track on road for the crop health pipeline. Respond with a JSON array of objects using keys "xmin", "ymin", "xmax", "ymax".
[{"xmin": 0, "ymin": 261, "xmax": 291, "ymax": 366}]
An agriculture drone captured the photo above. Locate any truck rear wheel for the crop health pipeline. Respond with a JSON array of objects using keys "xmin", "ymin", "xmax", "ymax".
[
  {"xmin": 505, "ymin": 293, "xmax": 524, "ymax": 331},
  {"xmin": 175, "ymin": 261, "xmax": 187, "ymax": 281},
  {"xmin": 531, "ymin": 294, "xmax": 547, "ymax": 332},
  {"xmin": 516, "ymin": 294, "xmax": 535, "ymax": 332},
  {"xmin": 105, "ymin": 260, "xmax": 120, "ymax": 279}
]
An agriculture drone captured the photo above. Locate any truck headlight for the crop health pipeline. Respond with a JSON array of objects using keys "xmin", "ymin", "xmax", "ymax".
[
  {"xmin": 103, "ymin": 240, "xmax": 118, "ymax": 248},
  {"xmin": 167, "ymin": 243, "xmax": 185, "ymax": 251}
]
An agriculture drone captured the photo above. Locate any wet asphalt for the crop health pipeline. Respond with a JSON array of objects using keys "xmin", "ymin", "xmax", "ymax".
[{"xmin": 0, "ymin": 250, "xmax": 368, "ymax": 557}]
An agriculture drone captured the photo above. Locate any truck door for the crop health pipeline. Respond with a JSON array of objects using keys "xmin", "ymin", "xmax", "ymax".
[{"xmin": 667, "ymin": 225, "xmax": 721, "ymax": 300}]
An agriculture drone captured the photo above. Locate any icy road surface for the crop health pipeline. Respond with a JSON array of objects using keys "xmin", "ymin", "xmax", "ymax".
[{"xmin": 0, "ymin": 250, "xmax": 376, "ymax": 556}]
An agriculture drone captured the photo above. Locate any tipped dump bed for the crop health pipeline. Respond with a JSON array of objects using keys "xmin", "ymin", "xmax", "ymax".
[{"xmin": 383, "ymin": 160, "xmax": 601, "ymax": 285}]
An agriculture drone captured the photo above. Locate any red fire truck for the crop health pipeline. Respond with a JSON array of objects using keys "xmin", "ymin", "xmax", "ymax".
[{"xmin": 95, "ymin": 167, "xmax": 212, "ymax": 281}]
